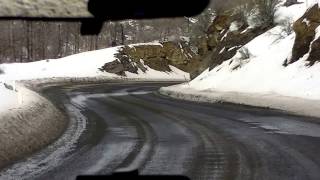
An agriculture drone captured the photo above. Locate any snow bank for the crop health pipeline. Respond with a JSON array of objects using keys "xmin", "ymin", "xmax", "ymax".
[
  {"xmin": 0, "ymin": 83, "xmax": 66, "ymax": 169},
  {"xmin": 124, "ymin": 65, "xmax": 189, "ymax": 81},
  {"xmin": 0, "ymin": 83, "xmax": 19, "ymax": 114},
  {"xmin": 160, "ymin": 0, "xmax": 320, "ymax": 118},
  {"xmin": 160, "ymin": 86, "xmax": 320, "ymax": 118}
]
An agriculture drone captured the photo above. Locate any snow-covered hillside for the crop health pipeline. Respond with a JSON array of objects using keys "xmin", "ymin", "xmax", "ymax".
[
  {"xmin": 0, "ymin": 44, "xmax": 189, "ymax": 112},
  {"xmin": 162, "ymin": 0, "xmax": 320, "ymax": 102},
  {"xmin": 0, "ymin": 44, "xmax": 189, "ymax": 82}
]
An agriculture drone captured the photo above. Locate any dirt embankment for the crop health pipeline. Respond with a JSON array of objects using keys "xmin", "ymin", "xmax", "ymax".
[{"xmin": 0, "ymin": 84, "xmax": 67, "ymax": 169}]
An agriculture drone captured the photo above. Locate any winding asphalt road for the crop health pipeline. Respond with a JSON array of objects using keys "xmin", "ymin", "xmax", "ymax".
[{"xmin": 1, "ymin": 82, "xmax": 320, "ymax": 180}]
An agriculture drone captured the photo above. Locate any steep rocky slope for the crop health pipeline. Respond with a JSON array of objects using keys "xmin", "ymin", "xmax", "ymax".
[
  {"xmin": 195, "ymin": 13, "xmax": 272, "ymax": 75},
  {"xmin": 100, "ymin": 0, "xmax": 289, "ymax": 79},
  {"xmin": 100, "ymin": 13, "xmax": 272, "ymax": 78},
  {"xmin": 160, "ymin": 1, "xmax": 320, "ymax": 120},
  {"xmin": 161, "ymin": 0, "xmax": 320, "ymax": 102},
  {"xmin": 100, "ymin": 42, "xmax": 201, "ymax": 78}
]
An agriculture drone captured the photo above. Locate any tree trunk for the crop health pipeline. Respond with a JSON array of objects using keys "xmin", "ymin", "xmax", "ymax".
[{"xmin": 121, "ymin": 24, "xmax": 125, "ymax": 45}]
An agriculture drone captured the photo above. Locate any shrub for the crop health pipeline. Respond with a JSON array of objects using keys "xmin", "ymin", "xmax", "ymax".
[
  {"xmin": 239, "ymin": 47, "xmax": 251, "ymax": 60},
  {"xmin": 255, "ymin": 0, "xmax": 281, "ymax": 26},
  {"xmin": 279, "ymin": 17, "xmax": 293, "ymax": 35}
]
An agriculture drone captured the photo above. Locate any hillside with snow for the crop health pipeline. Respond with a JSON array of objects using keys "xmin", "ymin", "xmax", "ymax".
[
  {"xmin": 0, "ymin": 44, "xmax": 189, "ymax": 82},
  {"xmin": 0, "ymin": 43, "xmax": 189, "ymax": 112},
  {"xmin": 161, "ymin": 0, "xmax": 320, "ymax": 114}
]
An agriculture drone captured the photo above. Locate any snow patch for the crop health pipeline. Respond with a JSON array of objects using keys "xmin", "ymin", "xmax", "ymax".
[
  {"xmin": 0, "ymin": 83, "xmax": 19, "ymax": 113},
  {"xmin": 128, "ymin": 42, "xmax": 163, "ymax": 47},
  {"xmin": 302, "ymin": 18, "xmax": 311, "ymax": 26},
  {"xmin": 229, "ymin": 21, "xmax": 240, "ymax": 32},
  {"xmin": 219, "ymin": 47, "xmax": 226, "ymax": 54},
  {"xmin": 315, "ymin": 25, "xmax": 320, "ymax": 39}
]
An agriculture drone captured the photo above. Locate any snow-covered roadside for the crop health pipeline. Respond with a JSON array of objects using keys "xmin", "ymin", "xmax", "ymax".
[
  {"xmin": 160, "ymin": 86, "xmax": 320, "ymax": 118},
  {"xmin": 0, "ymin": 83, "xmax": 66, "ymax": 169},
  {"xmin": 160, "ymin": 1, "xmax": 320, "ymax": 118}
]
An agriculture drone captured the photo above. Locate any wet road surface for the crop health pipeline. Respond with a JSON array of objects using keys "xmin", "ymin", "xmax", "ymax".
[{"xmin": 1, "ymin": 82, "xmax": 320, "ymax": 180}]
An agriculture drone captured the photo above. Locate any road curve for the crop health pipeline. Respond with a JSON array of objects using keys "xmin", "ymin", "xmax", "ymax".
[{"xmin": 1, "ymin": 82, "xmax": 320, "ymax": 180}]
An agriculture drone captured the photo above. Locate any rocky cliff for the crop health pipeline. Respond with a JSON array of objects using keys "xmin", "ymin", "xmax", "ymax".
[
  {"xmin": 285, "ymin": 4, "xmax": 320, "ymax": 66},
  {"xmin": 100, "ymin": 41, "xmax": 201, "ymax": 78},
  {"xmin": 195, "ymin": 13, "xmax": 271, "ymax": 74}
]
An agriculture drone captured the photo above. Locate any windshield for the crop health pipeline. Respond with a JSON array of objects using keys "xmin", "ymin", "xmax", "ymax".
[{"xmin": 1, "ymin": 0, "xmax": 320, "ymax": 180}]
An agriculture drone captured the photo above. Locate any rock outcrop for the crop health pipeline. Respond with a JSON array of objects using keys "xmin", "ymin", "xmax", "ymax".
[
  {"xmin": 100, "ymin": 41, "xmax": 201, "ymax": 78},
  {"xmin": 284, "ymin": 0, "xmax": 301, "ymax": 7},
  {"xmin": 101, "ymin": 7, "xmax": 273, "ymax": 78},
  {"xmin": 195, "ymin": 13, "xmax": 271, "ymax": 74},
  {"xmin": 307, "ymin": 32, "xmax": 320, "ymax": 66},
  {"xmin": 100, "ymin": 12, "xmax": 271, "ymax": 79},
  {"xmin": 285, "ymin": 4, "xmax": 320, "ymax": 66}
]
